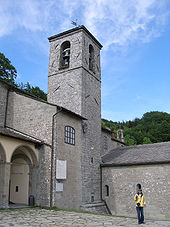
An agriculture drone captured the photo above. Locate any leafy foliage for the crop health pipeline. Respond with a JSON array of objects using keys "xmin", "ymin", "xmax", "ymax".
[
  {"xmin": 16, "ymin": 82, "xmax": 47, "ymax": 101},
  {"xmin": 0, "ymin": 52, "xmax": 47, "ymax": 101},
  {"xmin": 102, "ymin": 111, "xmax": 170, "ymax": 146},
  {"xmin": 0, "ymin": 52, "xmax": 17, "ymax": 84}
]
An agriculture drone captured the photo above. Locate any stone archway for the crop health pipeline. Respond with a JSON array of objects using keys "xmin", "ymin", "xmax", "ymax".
[{"xmin": 9, "ymin": 145, "xmax": 38, "ymax": 205}]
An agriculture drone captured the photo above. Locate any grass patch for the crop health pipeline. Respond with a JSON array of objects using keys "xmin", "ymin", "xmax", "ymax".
[{"xmin": 37, "ymin": 206, "xmax": 135, "ymax": 218}]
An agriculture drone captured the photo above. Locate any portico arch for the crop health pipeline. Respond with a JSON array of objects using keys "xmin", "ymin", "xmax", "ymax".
[
  {"xmin": 10, "ymin": 144, "xmax": 38, "ymax": 167},
  {"xmin": 9, "ymin": 145, "xmax": 38, "ymax": 205}
]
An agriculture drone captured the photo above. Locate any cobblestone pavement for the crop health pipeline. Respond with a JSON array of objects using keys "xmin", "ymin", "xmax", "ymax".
[{"xmin": 0, "ymin": 208, "xmax": 170, "ymax": 227}]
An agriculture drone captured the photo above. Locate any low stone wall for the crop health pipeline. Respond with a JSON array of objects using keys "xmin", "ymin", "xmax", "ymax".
[
  {"xmin": 102, "ymin": 164, "xmax": 170, "ymax": 220},
  {"xmin": 80, "ymin": 202, "xmax": 108, "ymax": 214}
]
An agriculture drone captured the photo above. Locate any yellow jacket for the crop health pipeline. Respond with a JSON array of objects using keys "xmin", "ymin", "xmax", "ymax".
[{"xmin": 134, "ymin": 193, "xmax": 146, "ymax": 207}]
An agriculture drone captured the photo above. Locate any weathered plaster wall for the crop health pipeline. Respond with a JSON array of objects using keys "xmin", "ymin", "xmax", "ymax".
[{"xmin": 102, "ymin": 164, "xmax": 170, "ymax": 220}]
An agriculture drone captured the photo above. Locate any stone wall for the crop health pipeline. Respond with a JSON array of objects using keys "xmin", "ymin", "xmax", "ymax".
[
  {"xmin": 0, "ymin": 162, "xmax": 10, "ymax": 208},
  {"xmin": 81, "ymin": 68, "xmax": 101, "ymax": 204},
  {"xmin": 53, "ymin": 111, "xmax": 82, "ymax": 210},
  {"xmin": 80, "ymin": 30, "xmax": 102, "ymax": 206},
  {"xmin": 6, "ymin": 90, "xmax": 56, "ymax": 145},
  {"xmin": 3, "ymin": 88, "xmax": 57, "ymax": 207},
  {"xmin": 48, "ymin": 27, "xmax": 104, "ymax": 210},
  {"xmin": 0, "ymin": 83, "xmax": 8, "ymax": 127},
  {"xmin": 38, "ymin": 145, "xmax": 52, "ymax": 207},
  {"xmin": 102, "ymin": 164, "xmax": 170, "ymax": 220},
  {"xmin": 101, "ymin": 130, "xmax": 124, "ymax": 155},
  {"xmin": 48, "ymin": 30, "xmax": 84, "ymax": 115}
]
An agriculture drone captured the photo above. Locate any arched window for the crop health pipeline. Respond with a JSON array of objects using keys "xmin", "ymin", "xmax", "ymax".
[
  {"xmin": 105, "ymin": 185, "xmax": 109, "ymax": 196},
  {"xmin": 65, "ymin": 126, "xmax": 75, "ymax": 145},
  {"xmin": 60, "ymin": 41, "xmax": 70, "ymax": 68},
  {"xmin": 136, "ymin": 184, "xmax": 142, "ymax": 192},
  {"xmin": 89, "ymin": 44, "xmax": 94, "ymax": 71}
]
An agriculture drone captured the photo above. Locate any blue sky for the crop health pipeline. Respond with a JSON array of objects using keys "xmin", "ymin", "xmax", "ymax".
[{"xmin": 0, "ymin": 0, "xmax": 170, "ymax": 122}]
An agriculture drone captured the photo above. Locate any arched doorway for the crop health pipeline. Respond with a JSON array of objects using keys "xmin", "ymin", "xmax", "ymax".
[
  {"xmin": 10, "ymin": 156, "xmax": 30, "ymax": 204},
  {"xmin": 9, "ymin": 145, "xmax": 38, "ymax": 205}
]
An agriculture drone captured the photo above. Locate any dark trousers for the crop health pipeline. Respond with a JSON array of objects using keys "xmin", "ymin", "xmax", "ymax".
[{"xmin": 136, "ymin": 207, "xmax": 144, "ymax": 224}]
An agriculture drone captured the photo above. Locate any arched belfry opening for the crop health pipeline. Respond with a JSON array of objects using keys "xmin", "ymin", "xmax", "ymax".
[
  {"xmin": 9, "ymin": 145, "xmax": 38, "ymax": 205},
  {"xmin": 89, "ymin": 44, "xmax": 94, "ymax": 71},
  {"xmin": 60, "ymin": 41, "xmax": 71, "ymax": 68}
]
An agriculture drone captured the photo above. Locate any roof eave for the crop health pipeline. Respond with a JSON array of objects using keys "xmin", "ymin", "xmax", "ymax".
[
  {"xmin": 48, "ymin": 25, "xmax": 103, "ymax": 49},
  {"xmin": 101, "ymin": 160, "xmax": 170, "ymax": 167}
]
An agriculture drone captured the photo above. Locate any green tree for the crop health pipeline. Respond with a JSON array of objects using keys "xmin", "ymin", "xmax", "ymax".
[
  {"xmin": 0, "ymin": 52, "xmax": 17, "ymax": 84},
  {"xmin": 24, "ymin": 82, "xmax": 47, "ymax": 101},
  {"xmin": 0, "ymin": 52, "xmax": 47, "ymax": 101},
  {"xmin": 143, "ymin": 137, "xmax": 152, "ymax": 144},
  {"xmin": 102, "ymin": 111, "xmax": 170, "ymax": 146},
  {"xmin": 124, "ymin": 135, "xmax": 136, "ymax": 146}
]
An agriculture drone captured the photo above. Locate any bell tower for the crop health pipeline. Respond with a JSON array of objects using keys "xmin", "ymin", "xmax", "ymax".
[{"xmin": 48, "ymin": 26, "xmax": 104, "ymax": 210}]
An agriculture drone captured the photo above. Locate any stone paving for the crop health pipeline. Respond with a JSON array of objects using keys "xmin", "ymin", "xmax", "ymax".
[{"xmin": 0, "ymin": 208, "xmax": 170, "ymax": 227}]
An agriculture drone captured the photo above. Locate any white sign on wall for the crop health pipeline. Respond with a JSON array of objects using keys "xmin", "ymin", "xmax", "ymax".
[
  {"xmin": 56, "ymin": 182, "xmax": 63, "ymax": 192},
  {"xmin": 56, "ymin": 160, "xmax": 67, "ymax": 179}
]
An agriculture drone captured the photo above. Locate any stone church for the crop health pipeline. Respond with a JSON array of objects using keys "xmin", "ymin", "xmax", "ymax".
[{"xmin": 0, "ymin": 26, "xmax": 170, "ymax": 220}]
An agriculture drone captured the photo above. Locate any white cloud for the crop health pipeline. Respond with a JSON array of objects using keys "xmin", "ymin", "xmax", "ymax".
[
  {"xmin": 0, "ymin": 0, "xmax": 169, "ymax": 50},
  {"xmin": 83, "ymin": 0, "xmax": 170, "ymax": 50}
]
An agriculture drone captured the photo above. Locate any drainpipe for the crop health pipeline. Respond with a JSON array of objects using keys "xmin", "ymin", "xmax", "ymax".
[{"xmin": 50, "ymin": 106, "xmax": 62, "ymax": 207}]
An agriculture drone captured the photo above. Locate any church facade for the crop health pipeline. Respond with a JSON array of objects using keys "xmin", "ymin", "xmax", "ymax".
[
  {"xmin": 0, "ymin": 26, "xmax": 123, "ymax": 212},
  {"xmin": 0, "ymin": 26, "xmax": 170, "ymax": 220}
]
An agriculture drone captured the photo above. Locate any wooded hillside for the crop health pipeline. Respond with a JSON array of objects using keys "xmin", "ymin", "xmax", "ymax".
[{"xmin": 102, "ymin": 111, "xmax": 170, "ymax": 145}]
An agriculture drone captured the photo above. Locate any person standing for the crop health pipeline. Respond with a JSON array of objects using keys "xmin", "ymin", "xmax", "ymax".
[{"xmin": 134, "ymin": 189, "xmax": 146, "ymax": 224}]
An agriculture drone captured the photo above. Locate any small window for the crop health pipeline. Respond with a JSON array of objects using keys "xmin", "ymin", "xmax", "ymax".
[
  {"xmin": 104, "ymin": 136, "xmax": 108, "ymax": 150},
  {"xmin": 60, "ymin": 41, "xmax": 70, "ymax": 68},
  {"xmin": 136, "ymin": 184, "xmax": 142, "ymax": 192},
  {"xmin": 89, "ymin": 44, "xmax": 94, "ymax": 71},
  {"xmin": 105, "ymin": 185, "xmax": 109, "ymax": 196},
  {"xmin": 65, "ymin": 126, "xmax": 75, "ymax": 145}
]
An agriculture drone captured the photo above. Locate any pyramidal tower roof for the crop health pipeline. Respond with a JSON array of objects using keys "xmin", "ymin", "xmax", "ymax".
[{"xmin": 48, "ymin": 25, "xmax": 103, "ymax": 49}]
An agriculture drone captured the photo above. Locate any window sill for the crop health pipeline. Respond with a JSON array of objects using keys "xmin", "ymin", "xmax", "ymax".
[{"xmin": 59, "ymin": 66, "xmax": 69, "ymax": 70}]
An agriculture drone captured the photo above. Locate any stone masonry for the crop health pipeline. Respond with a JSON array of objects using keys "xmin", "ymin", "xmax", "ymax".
[
  {"xmin": 48, "ymin": 26, "xmax": 105, "ymax": 210},
  {"xmin": 1, "ymin": 26, "xmax": 169, "ymax": 221},
  {"xmin": 0, "ymin": 83, "xmax": 8, "ymax": 127},
  {"xmin": 101, "ymin": 142, "xmax": 170, "ymax": 220}
]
